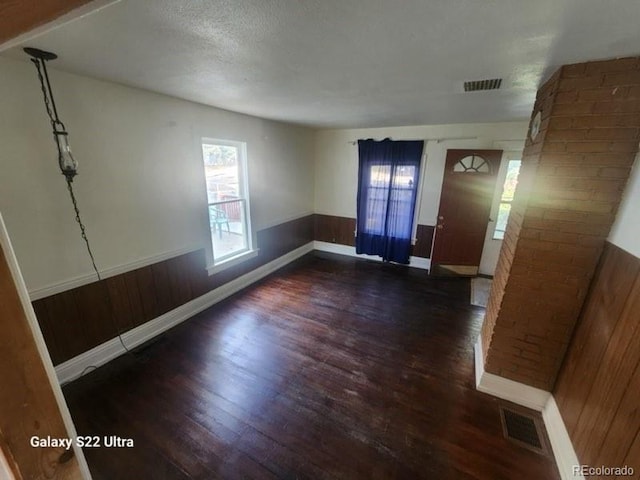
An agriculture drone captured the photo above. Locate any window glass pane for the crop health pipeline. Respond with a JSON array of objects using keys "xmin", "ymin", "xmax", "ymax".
[
  {"xmin": 210, "ymin": 199, "xmax": 247, "ymax": 261},
  {"xmin": 203, "ymin": 144, "xmax": 240, "ymax": 203},
  {"xmin": 392, "ymin": 165, "xmax": 416, "ymax": 188},
  {"xmin": 494, "ymin": 202, "xmax": 511, "ymax": 239},
  {"xmin": 387, "ymin": 188, "xmax": 414, "ymax": 237},
  {"xmin": 493, "ymin": 160, "xmax": 521, "ymax": 240},
  {"xmin": 453, "ymin": 155, "xmax": 490, "ymax": 173},
  {"xmin": 370, "ymin": 165, "xmax": 391, "ymax": 186},
  {"xmin": 501, "ymin": 160, "xmax": 522, "ymax": 202},
  {"xmin": 366, "ymin": 165, "xmax": 390, "ymax": 234},
  {"xmin": 387, "ymin": 165, "xmax": 417, "ymax": 237}
]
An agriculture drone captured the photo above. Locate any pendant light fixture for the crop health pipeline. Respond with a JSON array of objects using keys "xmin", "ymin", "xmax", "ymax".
[
  {"xmin": 24, "ymin": 47, "xmax": 78, "ymax": 181},
  {"xmin": 24, "ymin": 46, "xmax": 133, "ymax": 361},
  {"xmin": 24, "ymin": 46, "xmax": 98, "ymax": 274}
]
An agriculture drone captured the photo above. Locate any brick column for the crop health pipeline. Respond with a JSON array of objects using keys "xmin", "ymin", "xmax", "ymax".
[{"xmin": 481, "ymin": 57, "xmax": 640, "ymax": 391}]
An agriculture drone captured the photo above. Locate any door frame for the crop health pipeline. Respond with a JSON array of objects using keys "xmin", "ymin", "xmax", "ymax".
[{"xmin": 0, "ymin": 214, "xmax": 92, "ymax": 478}]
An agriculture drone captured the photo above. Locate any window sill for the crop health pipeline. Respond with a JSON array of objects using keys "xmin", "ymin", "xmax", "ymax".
[{"xmin": 207, "ymin": 249, "xmax": 259, "ymax": 276}]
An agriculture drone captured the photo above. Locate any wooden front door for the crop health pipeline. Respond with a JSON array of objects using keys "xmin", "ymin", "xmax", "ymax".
[{"xmin": 431, "ymin": 149, "xmax": 502, "ymax": 276}]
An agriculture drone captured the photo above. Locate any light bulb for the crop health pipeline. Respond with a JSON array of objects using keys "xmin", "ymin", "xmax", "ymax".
[{"xmin": 55, "ymin": 131, "xmax": 78, "ymax": 180}]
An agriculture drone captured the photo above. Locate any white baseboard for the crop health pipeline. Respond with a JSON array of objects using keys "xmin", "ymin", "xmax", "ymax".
[
  {"xmin": 56, "ymin": 242, "xmax": 314, "ymax": 384},
  {"xmin": 474, "ymin": 336, "xmax": 582, "ymax": 480},
  {"xmin": 474, "ymin": 337, "xmax": 550, "ymax": 411},
  {"xmin": 543, "ymin": 396, "xmax": 584, "ymax": 480},
  {"xmin": 313, "ymin": 241, "xmax": 431, "ymax": 270}
]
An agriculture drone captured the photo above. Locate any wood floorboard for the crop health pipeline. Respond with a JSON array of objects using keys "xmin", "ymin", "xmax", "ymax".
[{"xmin": 63, "ymin": 251, "xmax": 559, "ymax": 479}]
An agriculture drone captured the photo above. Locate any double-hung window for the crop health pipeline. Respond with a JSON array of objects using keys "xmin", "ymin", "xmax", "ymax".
[
  {"xmin": 493, "ymin": 159, "xmax": 521, "ymax": 240},
  {"xmin": 201, "ymin": 139, "xmax": 253, "ymax": 270}
]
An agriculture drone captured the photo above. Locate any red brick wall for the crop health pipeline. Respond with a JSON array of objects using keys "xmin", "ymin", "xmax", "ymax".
[
  {"xmin": 481, "ymin": 57, "xmax": 640, "ymax": 390},
  {"xmin": 481, "ymin": 71, "xmax": 560, "ymax": 363}
]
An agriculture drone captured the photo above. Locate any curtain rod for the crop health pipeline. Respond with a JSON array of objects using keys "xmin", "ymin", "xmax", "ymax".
[
  {"xmin": 348, "ymin": 137, "xmax": 527, "ymax": 145},
  {"xmin": 347, "ymin": 136, "xmax": 478, "ymax": 145}
]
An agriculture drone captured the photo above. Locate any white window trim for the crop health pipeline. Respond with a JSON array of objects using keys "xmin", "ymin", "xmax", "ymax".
[
  {"xmin": 207, "ymin": 248, "xmax": 260, "ymax": 276},
  {"xmin": 202, "ymin": 137, "xmax": 254, "ymax": 272}
]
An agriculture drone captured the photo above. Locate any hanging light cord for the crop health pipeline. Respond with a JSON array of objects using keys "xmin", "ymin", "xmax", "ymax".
[
  {"xmin": 31, "ymin": 57, "xmax": 64, "ymax": 134},
  {"xmin": 64, "ymin": 179, "xmax": 101, "ymax": 279},
  {"xmin": 30, "ymin": 56, "xmax": 133, "ymax": 377},
  {"xmin": 64, "ymin": 176, "xmax": 133, "ymax": 379}
]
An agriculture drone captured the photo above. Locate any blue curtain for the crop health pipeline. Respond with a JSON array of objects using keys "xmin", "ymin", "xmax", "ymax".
[{"xmin": 356, "ymin": 138, "xmax": 424, "ymax": 264}]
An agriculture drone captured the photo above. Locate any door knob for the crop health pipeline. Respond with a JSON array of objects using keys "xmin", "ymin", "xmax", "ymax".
[
  {"xmin": 438, "ymin": 216, "xmax": 444, "ymax": 220},
  {"xmin": 437, "ymin": 224, "xmax": 444, "ymax": 230}
]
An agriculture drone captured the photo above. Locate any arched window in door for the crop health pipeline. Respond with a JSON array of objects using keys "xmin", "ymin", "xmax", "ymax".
[{"xmin": 453, "ymin": 155, "xmax": 490, "ymax": 173}]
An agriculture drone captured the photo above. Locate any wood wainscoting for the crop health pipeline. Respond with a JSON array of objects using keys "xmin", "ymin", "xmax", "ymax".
[
  {"xmin": 314, "ymin": 214, "xmax": 356, "ymax": 246},
  {"xmin": 313, "ymin": 214, "xmax": 435, "ymax": 258},
  {"xmin": 412, "ymin": 224, "xmax": 436, "ymax": 258},
  {"xmin": 32, "ymin": 214, "xmax": 434, "ymax": 366},
  {"xmin": 32, "ymin": 215, "xmax": 314, "ymax": 365},
  {"xmin": 553, "ymin": 241, "xmax": 640, "ymax": 473}
]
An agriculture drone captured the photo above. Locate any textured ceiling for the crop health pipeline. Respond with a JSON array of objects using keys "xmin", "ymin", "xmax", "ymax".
[{"xmin": 4, "ymin": 0, "xmax": 640, "ymax": 128}]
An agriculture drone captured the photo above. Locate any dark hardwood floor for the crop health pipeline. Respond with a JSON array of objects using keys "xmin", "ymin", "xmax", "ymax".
[{"xmin": 63, "ymin": 252, "xmax": 560, "ymax": 479}]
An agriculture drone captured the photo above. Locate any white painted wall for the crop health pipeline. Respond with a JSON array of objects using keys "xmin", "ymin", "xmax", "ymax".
[
  {"xmin": 313, "ymin": 122, "xmax": 528, "ymax": 275},
  {"xmin": 0, "ymin": 57, "xmax": 314, "ymax": 292},
  {"xmin": 609, "ymin": 151, "xmax": 640, "ymax": 258}
]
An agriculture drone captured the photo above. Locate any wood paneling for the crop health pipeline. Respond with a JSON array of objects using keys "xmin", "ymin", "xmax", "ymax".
[
  {"xmin": 0, "ymin": 239, "xmax": 82, "ymax": 478},
  {"xmin": 0, "ymin": 0, "xmax": 93, "ymax": 45},
  {"xmin": 314, "ymin": 213, "xmax": 356, "ymax": 246},
  {"xmin": 33, "ymin": 250, "xmax": 206, "ymax": 364},
  {"xmin": 63, "ymin": 252, "xmax": 559, "ymax": 479},
  {"xmin": 313, "ymin": 213, "xmax": 435, "ymax": 258},
  {"xmin": 32, "ymin": 215, "xmax": 314, "ymax": 365},
  {"xmin": 256, "ymin": 213, "xmax": 314, "ymax": 263},
  {"xmin": 554, "ymin": 242, "xmax": 640, "ymax": 474},
  {"xmin": 413, "ymin": 224, "xmax": 436, "ymax": 258},
  {"xmin": 33, "ymin": 213, "xmax": 434, "ymax": 365}
]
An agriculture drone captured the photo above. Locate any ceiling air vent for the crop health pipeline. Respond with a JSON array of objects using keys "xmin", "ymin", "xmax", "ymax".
[{"xmin": 464, "ymin": 78, "xmax": 502, "ymax": 92}]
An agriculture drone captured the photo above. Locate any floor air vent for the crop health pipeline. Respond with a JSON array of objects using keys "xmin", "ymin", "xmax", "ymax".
[
  {"xmin": 499, "ymin": 404, "xmax": 551, "ymax": 456},
  {"xmin": 464, "ymin": 78, "xmax": 502, "ymax": 92}
]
